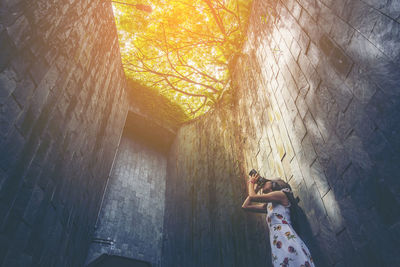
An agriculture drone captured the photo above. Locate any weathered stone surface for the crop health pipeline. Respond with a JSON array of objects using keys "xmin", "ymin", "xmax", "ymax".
[
  {"xmin": 161, "ymin": 0, "xmax": 400, "ymax": 266},
  {"xmin": 86, "ymin": 128, "xmax": 166, "ymax": 266},
  {"xmin": 1, "ymin": 0, "xmax": 399, "ymax": 266},
  {"xmin": 0, "ymin": 31, "xmax": 17, "ymax": 72},
  {"xmin": 0, "ymin": 1, "xmax": 128, "ymax": 266},
  {"xmin": 163, "ymin": 104, "xmax": 272, "ymax": 267}
]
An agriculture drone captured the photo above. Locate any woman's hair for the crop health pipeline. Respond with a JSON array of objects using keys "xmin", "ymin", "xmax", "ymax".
[
  {"xmin": 268, "ymin": 179, "xmax": 297, "ymax": 205},
  {"xmin": 270, "ymin": 179, "xmax": 301, "ymax": 233}
]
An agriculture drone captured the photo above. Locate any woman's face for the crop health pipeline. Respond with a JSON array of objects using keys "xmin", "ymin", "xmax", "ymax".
[{"xmin": 262, "ymin": 181, "xmax": 272, "ymax": 193}]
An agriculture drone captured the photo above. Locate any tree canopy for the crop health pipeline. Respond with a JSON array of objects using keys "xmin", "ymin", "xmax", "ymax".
[{"xmin": 112, "ymin": 0, "xmax": 252, "ymax": 120}]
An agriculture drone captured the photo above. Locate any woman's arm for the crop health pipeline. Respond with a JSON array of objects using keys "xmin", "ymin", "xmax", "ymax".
[
  {"xmin": 241, "ymin": 196, "xmax": 268, "ymax": 213},
  {"xmin": 248, "ymin": 177, "xmax": 257, "ymax": 196},
  {"xmin": 241, "ymin": 176, "xmax": 268, "ymax": 213},
  {"xmin": 248, "ymin": 191, "xmax": 288, "ymax": 204},
  {"xmin": 247, "ymin": 174, "xmax": 289, "ymax": 205}
]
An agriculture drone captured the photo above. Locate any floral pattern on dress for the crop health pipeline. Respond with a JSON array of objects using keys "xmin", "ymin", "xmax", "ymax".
[{"xmin": 267, "ymin": 201, "xmax": 315, "ymax": 267}]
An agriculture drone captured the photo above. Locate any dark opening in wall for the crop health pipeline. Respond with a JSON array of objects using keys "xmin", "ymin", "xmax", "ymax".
[
  {"xmin": 123, "ymin": 111, "xmax": 176, "ymax": 155},
  {"xmin": 87, "ymin": 254, "xmax": 151, "ymax": 267},
  {"xmin": 86, "ymin": 111, "xmax": 174, "ymax": 266}
]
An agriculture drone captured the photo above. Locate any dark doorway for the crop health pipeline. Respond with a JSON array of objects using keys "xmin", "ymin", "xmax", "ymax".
[{"xmin": 87, "ymin": 254, "xmax": 151, "ymax": 267}]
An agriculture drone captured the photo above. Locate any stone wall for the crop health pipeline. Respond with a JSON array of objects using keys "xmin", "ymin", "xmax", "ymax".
[
  {"xmin": 1, "ymin": 0, "xmax": 399, "ymax": 266},
  {"xmin": 0, "ymin": 1, "xmax": 128, "ymax": 266},
  {"xmin": 162, "ymin": 105, "xmax": 272, "ymax": 267},
  {"xmin": 86, "ymin": 112, "xmax": 168, "ymax": 267},
  {"xmin": 236, "ymin": 0, "xmax": 400, "ymax": 265},
  {"xmin": 163, "ymin": 0, "xmax": 400, "ymax": 266}
]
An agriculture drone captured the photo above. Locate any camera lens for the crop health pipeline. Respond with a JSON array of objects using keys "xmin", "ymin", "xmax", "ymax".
[{"xmin": 249, "ymin": 169, "xmax": 257, "ymax": 176}]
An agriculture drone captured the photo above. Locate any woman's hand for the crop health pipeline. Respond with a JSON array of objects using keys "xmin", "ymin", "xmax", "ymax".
[
  {"xmin": 248, "ymin": 173, "xmax": 259, "ymax": 184},
  {"xmin": 247, "ymin": 173, "xmax": 259, "ymax": 197}
]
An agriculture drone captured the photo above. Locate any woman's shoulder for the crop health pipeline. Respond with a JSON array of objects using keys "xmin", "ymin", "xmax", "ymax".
[
  {"xmin": 269, "ymin": 202, "xmax": 290, "ymax": 210},
  {"xmin": 279, "ymin": 188, "xmax": 291, "ymax": 207}
]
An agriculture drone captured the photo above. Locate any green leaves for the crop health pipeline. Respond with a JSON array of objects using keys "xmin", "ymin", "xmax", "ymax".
[{"xmin": 113, "ymin": 0, "xmax": 252, "ymax": 120}]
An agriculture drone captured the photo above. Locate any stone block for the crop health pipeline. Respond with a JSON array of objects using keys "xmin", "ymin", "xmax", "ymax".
[
  {"xmin": 282, "ymin": 65, "xmax": 299, "ymax": 101},
  {"xmin": 0, "ymin": 68, "xmax": 17, "ymax": 105},
  {"xmin": 335, "ymin": 228, "xmax": 363, "ymax": 266},
  {"xmin": 330, "ymin": 45, "xmax": 353, "ymax": 77},
  {"xmin": 317, "ymin": 2, "xmax": 336, "ymax": 34},
  {"xmin": 318, "ymin": 34, "xmax": 353, "ymax": 77},
  {"xmin": 329, "ymin": 14, "xmax": 354, "ymax": 48},
  {"xmin": 10, "ymin": 49, "xmax": 34, "ymax": 81},
  {"xmin": 310, "ymin": 158, "xmax": 330, "ymax": 197},
  {"xmin": 341, "ymin": 0, "xmax": 380, "ymax": 38},
  {"xmin": 297, "ymin": 157, "xmax": 314, "ymax": 189},
  {"xmin": 365, "ymin": 89, "xmax": 399, "ymax": 139},
  {"xmin": 276, "ymin": 116, "xmax": 295, "ymax": 161},
  {"xmin": 327, "ymin": 83, "xmax": 350, "ymax": 114},
  {"xmin": 12, "ymin": 77, "xmax": 35, "ymax": 108},
  {"xmin": 346, "ymin": 33, "xmax": 399, "ymax": 97},
  {"xmin": 287, "ymin": 58, "xmax": 309, "ymax": 98},
  {"xmin": 297, "ymin": 0, "xmax": 319, "ymax": 21},
  {"xmin": 335, "ymin": 107, "xmax": 351, "ymax": 139},
  {"xmin": 341, "ymin": 164, "xmax": 361, "ymax": 196},
  {"xmin": 29, "ymin": 58, "xmax": 50, "ymax": 86},
  {"xmin": 300, "ymin": 133, "xmax": 317, "ymax": 166},
  {"xmin": 0, "ymin": 96, "xmax": 21, "ymax": 138},
  {"xmin": 292, "ymin": 113, "xmax": 307, "ymax": 141},
  {"xmin": 297, "ymin": 28, "xmax": 310, "ymax": 53},
  {"xmin": 15, "ymin": 105, "xmax": 37, "ymax": 138},
  {"xmin": 303, "ymin": 111, "xmax": 324, "ymax": 145},
  {"xmin": 371, "ymin": 58, "xmax": 400, "ymax": 98},
  {"xmin": 315, "ymin": 83, "xmax": 336, "ymax": 124},
  {"xmin": 345, "ymin": 66, "xmax": 377, "ymax": 104},
  {"xmin": 324, "ymin": 133, "xmax": 349, "ymax": 175},
  {"xmin": 289, "ymin": 156, "xmax": 304, "ymax": 186},
  {"xmin": 354, "ymin": 243, "xmax": 382, "ymax": 267},
  {"xmin": 290, "ymin": 38, "xmax": 301, "ymax": 61},
  {"xmin": 291, "ymin": 0, "xmax": 302, "ymax": 20},
  {"xmin": 271, "ymin": 123, "xmax": 286, "ymax": 160},
  {"xmin": 0, "ymin": 31, "xmax": 17, "ymax": 72},
  {"xmin": 6, "ymin": 14, "xmax": 31, "ymax": 50},
  {"xmin": 322, "ymin": 189, "xmax": 344, "ymax": 233},
  {"xmin": 0, "ymin": 128, "xmax": 25, "ymax": 174},
  {"xmin": 374, "ymin": 179, "xmax": 400, "ymax": 225},
  {"xmin": 306, "ymin": 41, "xmax": 322, "ymax": 69},
  {"xmin": 298, "ymin": 6, "xmax": 323, "ymax": 43},
  {"xmin": 363, "ymin": 0, "xmax": 400, "ymax": 22}
]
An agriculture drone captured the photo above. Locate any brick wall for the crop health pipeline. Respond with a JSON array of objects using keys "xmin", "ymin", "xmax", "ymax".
[
  {"xmin": 0, "ymin": 1, "xmax": 128, "ymax": 266},
  {"xmin": 163, "ymin": 0, "xmax": 400, "ymax": 266}
]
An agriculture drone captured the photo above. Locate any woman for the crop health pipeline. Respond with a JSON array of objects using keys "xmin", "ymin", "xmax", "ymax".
[{"xmin": 242, "ymin": 172, "xmax": 315, "ymax": 267}]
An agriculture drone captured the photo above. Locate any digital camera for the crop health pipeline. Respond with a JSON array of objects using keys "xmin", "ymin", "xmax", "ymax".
[{"xmin": 248, "ymin": 169, "xmax": 269, "ymax": 187}]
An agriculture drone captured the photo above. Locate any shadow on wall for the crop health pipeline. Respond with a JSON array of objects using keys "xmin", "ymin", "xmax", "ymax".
[
  {"xmin": 280, "ymin": 2, "xmax": 400, "ymax": 266},
  {"xmin": 236, "ymin": 0, "xmax": 400, "ymax": 266},
  {"xmin": 294, "ymin": 206, "xmax": 324, "ymax": 259},
  {"xmin": 162, "ymin": 106, "xmax": 273, "ymax": 267},
  {"xmin": 303, "ymin": 41, "xmax": 400, "ymax": 266}
]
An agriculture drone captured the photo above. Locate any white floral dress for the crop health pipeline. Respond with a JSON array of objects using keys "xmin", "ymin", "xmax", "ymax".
[{"xmin": 266, "ymin": 201, "xmax": 315, "ymax": 267}]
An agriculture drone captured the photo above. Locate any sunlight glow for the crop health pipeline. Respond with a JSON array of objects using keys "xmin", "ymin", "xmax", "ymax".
[{"xmin": 112, "ymin": 0, "xmax": 252, "ymax": 120}]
